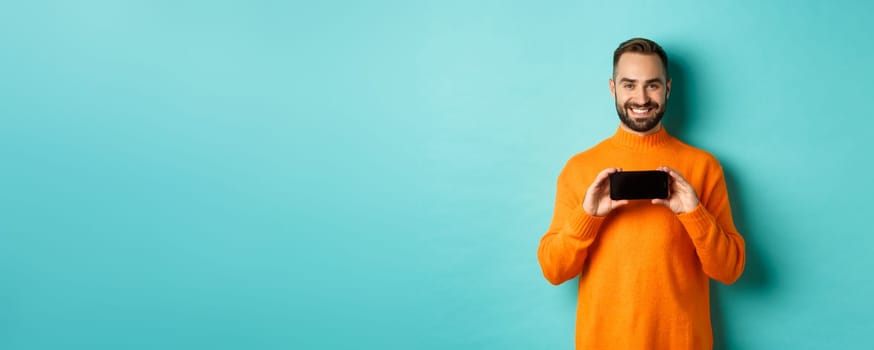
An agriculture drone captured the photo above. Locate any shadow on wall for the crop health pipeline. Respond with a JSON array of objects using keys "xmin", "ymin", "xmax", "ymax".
[
  {"xmin": 710, "ymin": 163, "xmax": 775, "ymax": 349},
  {"xmin": 662, "ymin": 56, "xmax": 689, "ymax": 138},
  {"xmin": 668, "ymin": 51, "xmax": 775, "ymax": 350}
]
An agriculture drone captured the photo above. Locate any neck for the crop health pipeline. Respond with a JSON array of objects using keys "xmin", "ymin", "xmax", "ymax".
[{"xmin": 619, "ymin": 122, "xmax": 663, "ymax": 136}]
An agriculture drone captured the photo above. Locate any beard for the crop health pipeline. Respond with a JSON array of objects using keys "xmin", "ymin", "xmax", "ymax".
[{"xmin": 615, "ymin": 99, "xmax": 666, "ymax": 133}]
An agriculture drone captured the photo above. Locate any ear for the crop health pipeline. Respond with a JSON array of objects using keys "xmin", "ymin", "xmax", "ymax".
[
  {"xmin": 609, "ymin": 79, "xmax": 616, "ymax": 99},
  {"xmin": 666, "ymin": 78, "xmax": 672, "ymax": 99}
]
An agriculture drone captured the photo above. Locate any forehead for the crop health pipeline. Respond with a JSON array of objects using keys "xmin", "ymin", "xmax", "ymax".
[{"xmin": 614, "ymin": 53, "xmax": 667, "ymax": 81}]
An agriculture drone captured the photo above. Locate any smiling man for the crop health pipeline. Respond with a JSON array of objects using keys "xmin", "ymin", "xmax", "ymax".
[{"xmin": 537, "ymin": 38, "xmax": 746, "ymax": 349}]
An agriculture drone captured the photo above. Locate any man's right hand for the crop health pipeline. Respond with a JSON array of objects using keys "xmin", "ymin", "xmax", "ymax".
[{"xmin": 582, "ymin": 167, "xmax": 630, "ymax": 217}]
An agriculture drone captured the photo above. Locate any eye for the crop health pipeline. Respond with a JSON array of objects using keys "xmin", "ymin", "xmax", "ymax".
[
  {"xmin": 647, "ymin": 84, "xmax": 660, "ymax": 90},
  {"xmin": 623, "ymin": 84, "xmax": 634, "ymax": 89}
]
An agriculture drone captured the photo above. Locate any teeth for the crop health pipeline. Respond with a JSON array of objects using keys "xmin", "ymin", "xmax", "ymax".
[{"xmin": 631, "ymin": 108, "xmax": 649, "ymax": 113}]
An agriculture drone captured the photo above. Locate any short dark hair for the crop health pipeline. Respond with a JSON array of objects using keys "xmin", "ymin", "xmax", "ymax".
[{"xmin": 613, "ymin": 38, "xmax": 669, "ymax": 78}]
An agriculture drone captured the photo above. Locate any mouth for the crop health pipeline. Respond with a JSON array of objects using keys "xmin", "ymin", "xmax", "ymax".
[{"xmin": 627, "ymin": 106, "xmax": 655, "ymax": 118}]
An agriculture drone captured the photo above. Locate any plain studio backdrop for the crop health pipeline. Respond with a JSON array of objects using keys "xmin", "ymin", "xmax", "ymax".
[{"xmin": 2, "ymin": 1, "xmax": 872, "ymax": 349}]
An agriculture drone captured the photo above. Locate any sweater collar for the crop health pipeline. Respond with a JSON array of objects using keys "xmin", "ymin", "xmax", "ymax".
[{"xmin": 609, "ymin": 125, "xmax": 673, "ymax": 151}]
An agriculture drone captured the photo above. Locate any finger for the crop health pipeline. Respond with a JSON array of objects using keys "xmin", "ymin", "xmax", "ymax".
[
  {"xmin": 612, "ymin": 199, "xmax": 629, "ymax": 208},
  {"xmin": 602, "ymin": 167, "xmax": 622, "ymax": 177},
  {"xmin": 592, "ymin": 167, "xmax": 621, "ymax": 187},
  {"xmin": 657, "ymin": 165, "xmax": 675, "ymax": 178},
  {"xmin": 655, "ymin": 167, "xmax": 678, "ymax": 191},
  {"xmin": 651, "ymin": 198, "xmax": 668, "ymax": 207},
  {"xmin": 660, "ymin": 165, "xmax": 690, "ymax": 186}
]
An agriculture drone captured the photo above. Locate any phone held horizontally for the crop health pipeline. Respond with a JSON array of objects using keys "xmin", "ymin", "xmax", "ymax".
[{"xmin": 609, "ymin": 170, "xmax": 669, "ymax": 200}]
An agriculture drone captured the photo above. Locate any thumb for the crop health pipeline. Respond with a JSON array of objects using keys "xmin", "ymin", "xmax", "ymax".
[
  {"xmin": 613, "ymin": 200, "xmax": 630, "ymax": 209},
  {"xmin": 651, "ymin": 198, "xmax": 668, "ymax": 207}
]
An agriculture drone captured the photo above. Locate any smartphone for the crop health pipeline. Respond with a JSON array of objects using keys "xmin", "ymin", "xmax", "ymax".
[{"xmin": 609, "ymin": 170, "xmax": 669, "ymax": 200}]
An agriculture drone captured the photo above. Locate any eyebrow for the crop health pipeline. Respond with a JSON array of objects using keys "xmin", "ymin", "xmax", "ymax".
[{"xmin": 618, "ymin": 78, "xmax": 664, "ymax": 84}]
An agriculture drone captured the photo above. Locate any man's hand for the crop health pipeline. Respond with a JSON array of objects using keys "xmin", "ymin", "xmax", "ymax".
[
  {"xmin": 651, "ymin": 166, "xmax": 700, "ymax": 214},
  {"xmin": 582, "ymin": 168, "xmax": 629, "ymax": 217}
]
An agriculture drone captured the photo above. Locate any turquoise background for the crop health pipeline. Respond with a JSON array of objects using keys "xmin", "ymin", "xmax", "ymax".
[{"xmin": 2, "ymin": 1, "xmax": 872, "ymax": 349}]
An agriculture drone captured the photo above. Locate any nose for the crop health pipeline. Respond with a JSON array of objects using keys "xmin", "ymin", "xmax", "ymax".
[{"xmin": 633, "ymin": 87, "xmax": 650, "ymax": 105}]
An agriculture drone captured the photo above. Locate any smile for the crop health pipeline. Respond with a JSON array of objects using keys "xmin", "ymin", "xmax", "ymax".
[{"xmin": 629, "ymin": 107, "xmax": 653, "ymax": 116}]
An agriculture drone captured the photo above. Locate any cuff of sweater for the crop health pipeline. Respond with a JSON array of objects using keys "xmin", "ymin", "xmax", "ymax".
[
  {"xmin": 676, "ymin": 203, "xmax": 715, "ymax": 241},
  {"xmin": 564, "ymin": 207, "xmax": 605, "ymax": 240}
]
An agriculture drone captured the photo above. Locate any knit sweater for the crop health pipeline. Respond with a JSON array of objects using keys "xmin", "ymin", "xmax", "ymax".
[{"xmin": 537, "ymin": 126, "xmax": 745, "ymax": 350}]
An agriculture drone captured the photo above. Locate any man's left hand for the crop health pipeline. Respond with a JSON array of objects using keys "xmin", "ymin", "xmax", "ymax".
[{"xmin": 651, "ymin": 166, "xmax": 700, "ymax": 214}]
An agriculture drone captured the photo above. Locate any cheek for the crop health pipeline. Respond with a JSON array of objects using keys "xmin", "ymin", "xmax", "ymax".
[{"xmin": 616, "ymin": 94, "xmax": 631, "ymax": 105}]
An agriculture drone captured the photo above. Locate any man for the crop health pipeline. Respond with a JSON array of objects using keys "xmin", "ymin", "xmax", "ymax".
[{"xmin": 537, "ymin": 38, "xmax": 745, "ymax": 349}]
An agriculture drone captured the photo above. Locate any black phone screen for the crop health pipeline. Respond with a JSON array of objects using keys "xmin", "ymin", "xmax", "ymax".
[{"xmin": 609, "ymin": 170, "xmax": 669, "ymax": 200}]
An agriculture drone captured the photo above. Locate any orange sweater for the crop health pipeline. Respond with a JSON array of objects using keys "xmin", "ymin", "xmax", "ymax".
[{"xmin": 537, "ymin": 126, "xmax": 745, "ymax": 350}]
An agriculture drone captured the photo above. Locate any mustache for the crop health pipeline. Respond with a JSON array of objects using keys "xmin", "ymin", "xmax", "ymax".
[{"xmin": 624, "ymin": 102, "xmax": 659, "ymax": 109}]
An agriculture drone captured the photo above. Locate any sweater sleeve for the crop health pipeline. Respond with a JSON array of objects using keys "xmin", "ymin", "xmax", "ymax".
[
  {"xmin": 677, "ymin": 163, "xmax": 746, "ymax": 285},
  {"xmin": 537, "ymin": 163, "xmax": 605, "ymax": 285}
]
